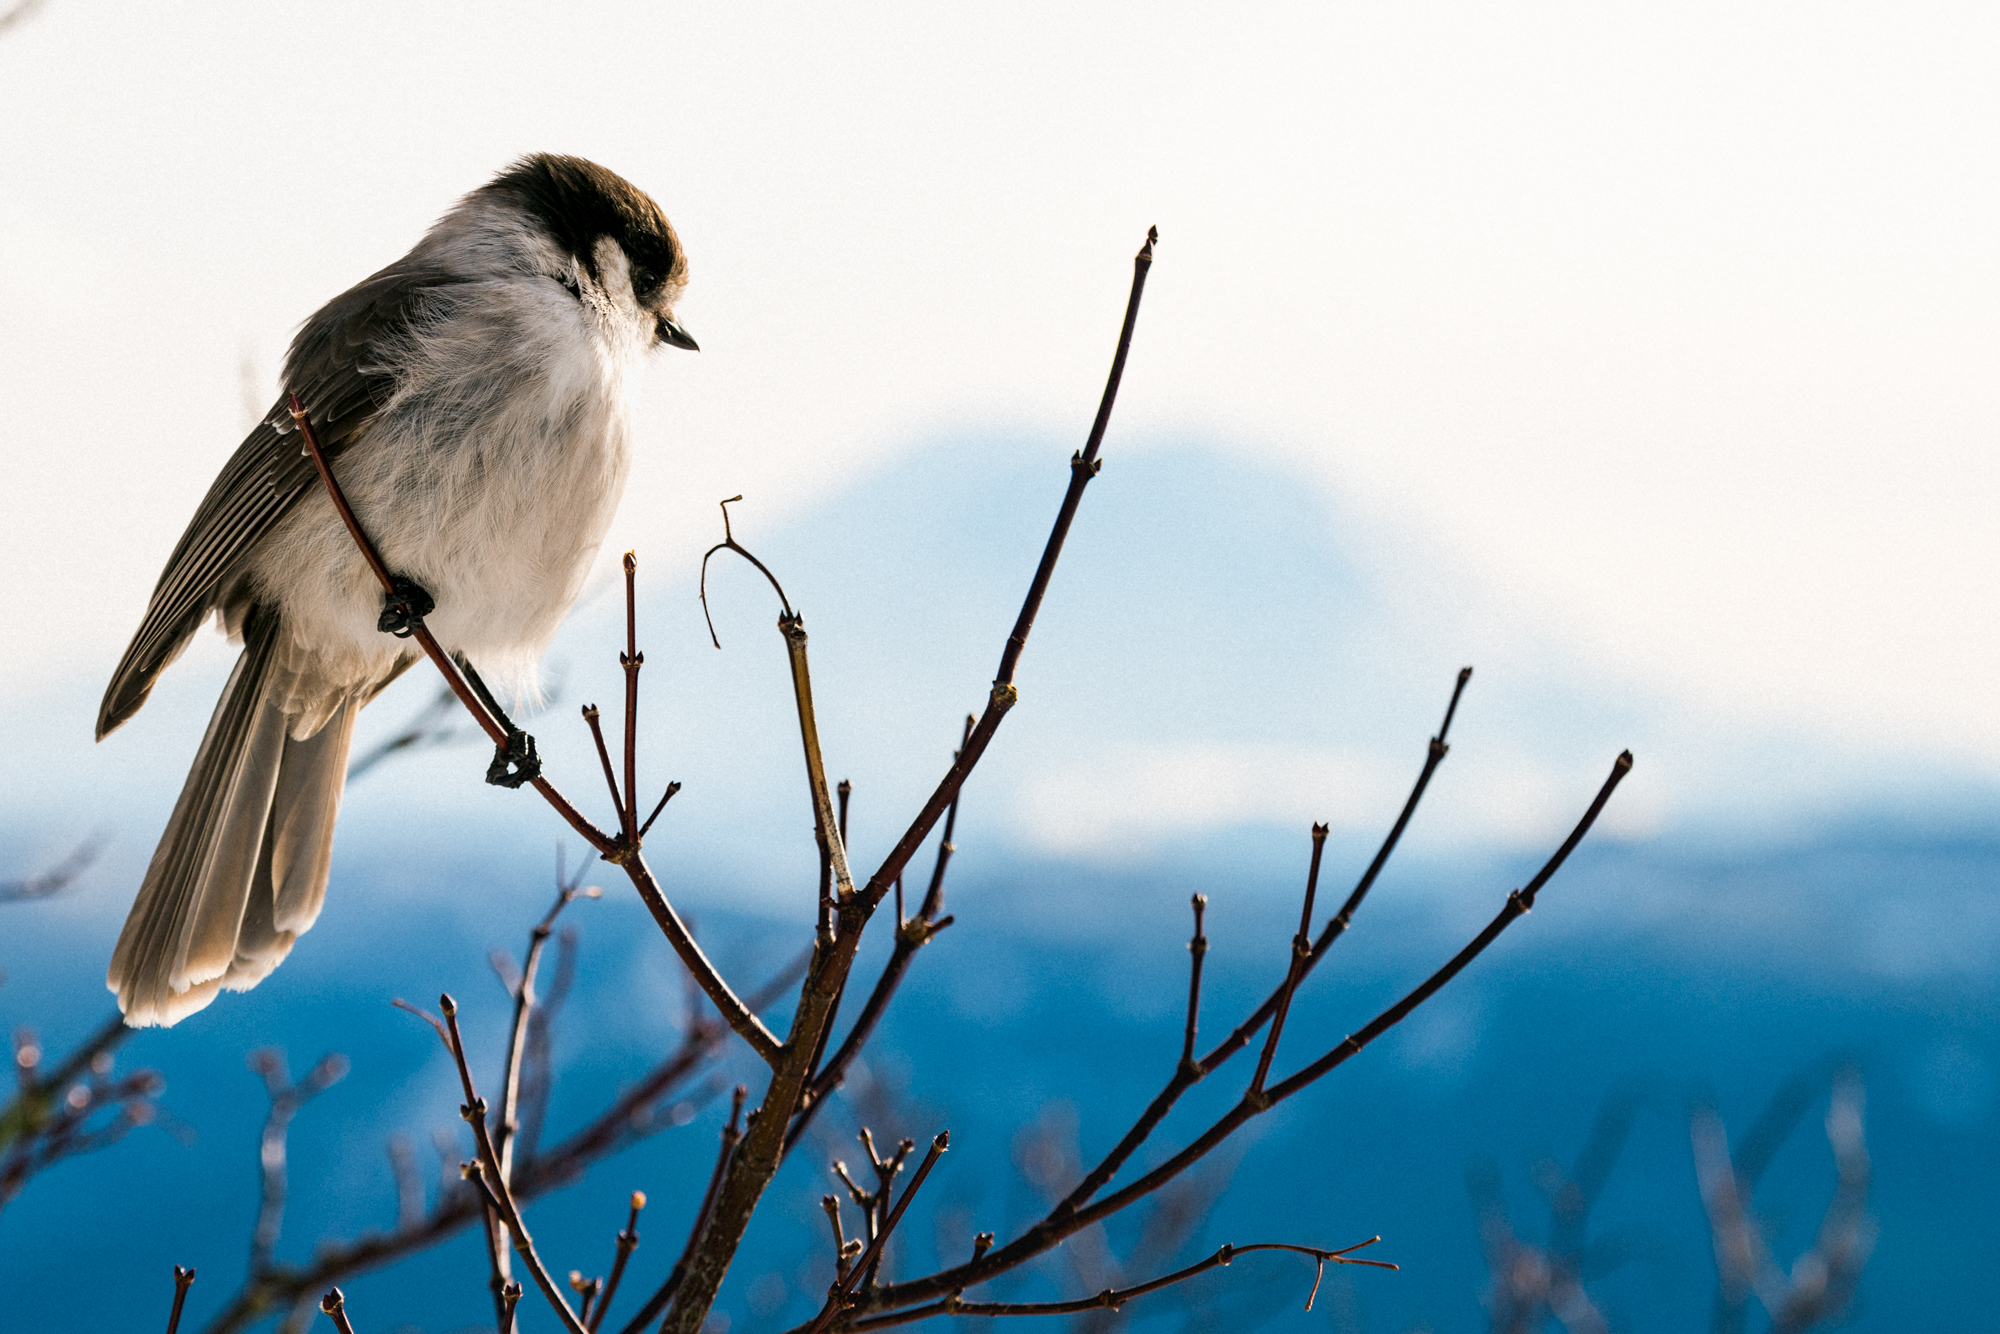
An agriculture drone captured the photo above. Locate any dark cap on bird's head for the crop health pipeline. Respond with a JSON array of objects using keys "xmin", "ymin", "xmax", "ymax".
[{"xmin": 486, "ymin": 153, "xmax": 697, "ymax": 349}]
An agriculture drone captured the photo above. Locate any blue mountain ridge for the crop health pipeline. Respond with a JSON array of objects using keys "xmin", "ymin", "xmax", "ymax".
[{"xmin": 2, "ymin": 437, "xmax": 1994, "ymax": 1330}]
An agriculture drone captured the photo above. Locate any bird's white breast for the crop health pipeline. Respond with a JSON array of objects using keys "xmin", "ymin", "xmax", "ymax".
[{"xmin": 246, "ymin": 277, "xmax": 647, "ymax": 724}]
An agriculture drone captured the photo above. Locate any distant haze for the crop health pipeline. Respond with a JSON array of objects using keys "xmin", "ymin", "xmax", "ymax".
[{"xmin": 4, "ymin": 2, "xmax": 1998, "ymax": 864}]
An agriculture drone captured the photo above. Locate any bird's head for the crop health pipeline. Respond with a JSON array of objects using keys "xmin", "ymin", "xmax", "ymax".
[{"xmin": 484, "ymin": 153, "xmax": 698, "ymax": 353}]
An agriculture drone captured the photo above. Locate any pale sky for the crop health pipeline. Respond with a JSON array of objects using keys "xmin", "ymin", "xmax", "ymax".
[{"xmin": 4, "ymin": 2, "xmax": 1999, "ymax": 868}]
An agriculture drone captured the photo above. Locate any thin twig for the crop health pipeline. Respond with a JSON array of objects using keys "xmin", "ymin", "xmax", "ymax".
[
  {"xmin": 0, "ymin": 837, "xmax": 104, "ymax": 904},
  {"xmin": 637, "ymin": 782, "xmax": 681, "ymax": 843},
  {"xmin": 201, "ymin": 955, "xmax": 804, "ymax": 1334},
  {"xmin": 583, "ymin": 707, "xmax": 626, "ymax": 822},
  {"xmin": 621, "ymin": 552, "xmax": 642, "ymax": 848},
  {"xmin": 316, "ymin": 1288, "xmax": 356, "ymax": 1334},
  {"xmin": 1250, "ymin": 824, "xmax": 1328, "ymax": 1098},
  {"xmin": 499, "ymin": 884, "xmax": 598, "ymax": 1182},
  {"xmin": 844, "ymin": 1239, "xmax": 1392, "ymax": 1330},
  {"xmin": 586, "ymin": 1191, "xmax": 646, "ymax": 1333},
  {"xmin": 439, "ymin": 994, "xmax": 590, "ymax": 1334},
  {"xmin": 249, "ymin": 1051, "xmax": 350, "ymax": 1275},
  {"xmin": 1180, "ymin": 894, "xmax": 1208, "ymax": 1073},
  {"xmin": 995, "ymin": 226, "xmax": 1157, "ymax": 687},
  {"xmin": 166, "ymin": 1266, "xmax": 197, "ymax": 1334},
  {"xmin": 611, "ymin": 1086, "xmax": 747, "ymax": 1334}
]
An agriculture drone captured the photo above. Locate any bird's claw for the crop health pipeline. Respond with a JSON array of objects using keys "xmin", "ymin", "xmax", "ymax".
[
  {"xmin": 486, "ymin": 728, "xmax": 541, "ymax": 789},
  {"xmin": 377, "ymin": 576, "xmax": 435, "ymax": 638}
]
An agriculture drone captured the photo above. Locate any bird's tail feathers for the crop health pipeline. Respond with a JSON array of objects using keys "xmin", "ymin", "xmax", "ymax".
[{"xmin": 108, "ymin": 611, "xmax": 357, "ymax": 1028}]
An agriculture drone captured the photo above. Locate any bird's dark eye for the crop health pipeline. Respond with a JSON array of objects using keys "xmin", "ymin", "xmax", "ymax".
[{"xmin": 632, "ymin": 268, "xmax": 658, "ymax": 298}]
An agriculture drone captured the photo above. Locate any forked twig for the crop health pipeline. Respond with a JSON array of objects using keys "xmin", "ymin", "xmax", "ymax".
[
  {"xmin": 846, "ymin": 1238, "xmax": 1393, "ymax": 1330},
  {"xmin": 1249, "ymin": 823, "xmax": 1328, "ymax": 1098},
  {"xmin": 316, "ymin": 1288, "xmax": 356, "ymax": 1334},
  {"xmin": 788, "ymin": 718, "xmax": 974, "ymax": 1150},
  {"xmin": 804, "ymin": 1132, "xmax": 950, "ymax": 1334},
  {"xmin": 201, "ymin": 951, "xmax": 805, "ymax": 1334}
]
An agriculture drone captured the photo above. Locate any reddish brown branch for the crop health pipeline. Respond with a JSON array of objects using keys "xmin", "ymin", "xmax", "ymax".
[
  {"xmin": 499, "ymin": 883, "xmax": 595, "ymax": 1183},
  {"xmin": 200, "ymin": 955, "xmax": 802, "ymax": 1334},
  {"xmin": 995, "ymin": 227, "xmax": 1156, "ymax": 687},
  {"xmin": 1250, "ymin": 823, "xmax": 1328, "ymax": 1097},
  {"xmin": 583, "ymin": 707, "xmax": 625, "ymax": 823},
  {"xmin": 853, "ymin": 751, "xmax": 1631, "ymax": 1318},
  {"xmin": 620, "ymin": 552, "xmax": 642, "ymax": 847},
  {"xmin": 585, "ymin": 1191, "xmax": 646, "ymax": 1333},
  {"xmin": 844, "ymin": 1239, "xmax": 1392, "ymax": 1330},
  {"xmin": 637, "ymin": 782, "xmax": 681, "ymax": 843},
  {"xmin": 610, "ymin": 1085, "xmax": 746, "ymax": 1334},
  {"xmin": 290, "ymin": 394, "xmax": 612, "ymax": 854}
]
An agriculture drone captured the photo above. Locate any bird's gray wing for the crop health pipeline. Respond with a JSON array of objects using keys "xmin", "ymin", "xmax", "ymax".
[{"xmin": 97, "ymin": 263, "xmax": 464, "ymax": 739}]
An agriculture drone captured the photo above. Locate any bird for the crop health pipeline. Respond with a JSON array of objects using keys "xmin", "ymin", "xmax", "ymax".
[{"xmin": 96, "ymin": 154, "xmax": 698, "ymax": 1027}]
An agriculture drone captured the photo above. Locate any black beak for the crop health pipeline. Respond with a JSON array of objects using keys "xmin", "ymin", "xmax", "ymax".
[{"xmin": 656, "ymin": 316, "xmax": 700, "ymax": 352}]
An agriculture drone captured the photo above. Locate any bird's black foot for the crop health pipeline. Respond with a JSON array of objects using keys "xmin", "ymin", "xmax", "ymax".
[
  {"xmin": 486, "ymin": 727, "xmax": 542, "ymax": 789},
  {"xmin": 377, "ymin": 576, "xmax": 435, "ymax": 638}
]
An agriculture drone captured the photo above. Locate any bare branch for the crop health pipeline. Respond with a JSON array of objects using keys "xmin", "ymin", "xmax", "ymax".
[
  {"xmin": 805, "ymin": 1132, "xmax": 950, "ymax": 1334},
  {"xmin": 1180, "ymin": 894, "xmax": 1209, "ymax": 1072},
  {"xmin": 844, "ymin": 1238, "xmax": 1392, "ymax": 1330},
  {"xmin": 995, "ymin": 226, "xmax": 1158, "ymax": 687},
  {"xmin": 1050, "ymin": 668, "xmax": 1475, "ymax": 1220},
  {"xmin": 1249, "ymin": 823, "xmax": 1328, "ymax": 1097},
  {"xmin": 660, "ymin": 230, "xmax": 1162, "ymax": 1334},
  {"xmin": 586, "ymin": 1190, "xmax": 647, "ymax": 1333},
  {"xmin": 620, "ymin": 551, "xmax": 642, "ymax": 848},
  {"xmin": 290, "ymin": 394, "xmax": 614, "ymax": 853},
  {"xmin": 789, "ymin": 718, "xmax": 975, "ymax": 1151},
  {"xmin": 853, "ymin": 752, "xmax": 1631, "ymax": 1318},
  {"xmin": 439, "ymin": 994, "xmax": 589, "ymax": 1334},
  {"xmin": 199, "ymin": 941, "xmax": 786, "ymax": 1333},
  {"xmin": 2, "ymin": 1013, "xmax": 155, "ymax": 1215},
  {"xmin": 611, "ymin": 1085, "xmax": 747, "ymax": 1334}
]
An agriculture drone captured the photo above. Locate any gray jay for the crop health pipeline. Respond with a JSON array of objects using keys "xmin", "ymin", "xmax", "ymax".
[{"xmin": 96, "ymin": 154, "xmax": 696, "ymax": 1027}]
